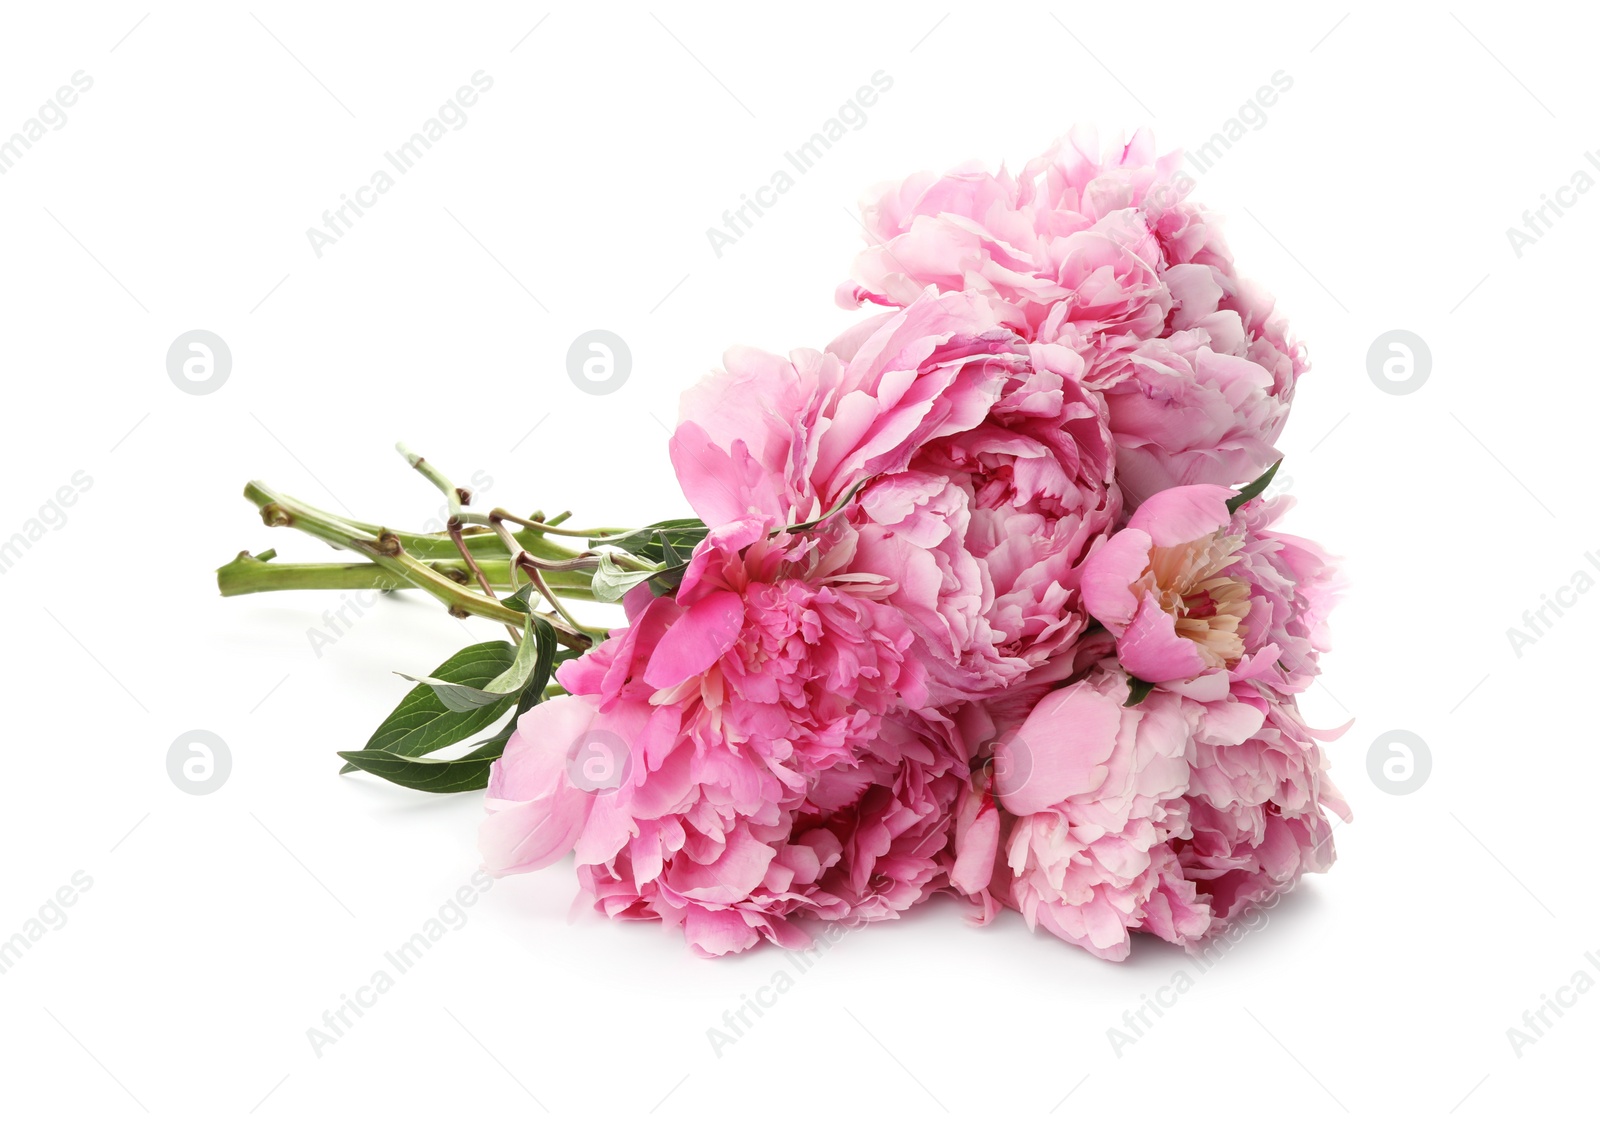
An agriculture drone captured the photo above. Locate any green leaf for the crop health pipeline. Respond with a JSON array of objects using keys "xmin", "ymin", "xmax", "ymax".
[
  {"xmin": 648, "ymin": 562, "xmax": 690, "ymax": 596},
  {"xmin": 590, "ymin": 519, "xmax": 707, "ymax": 563},
  {"xmin": 339, "ymin": 621, "xmax": 561, "ymax": 792},
  {"xmin": 396, "ymin": 673, "xmax": 507, "ymax": 712},
  {"xmin": 1124, "ymin": 676, "xmax": 1156, "ymax": 707},
  {"xmin": 1227, "ymin": 460, "xmax": 1282, "ymax": 515},
  {"xmin": 519, "ymin": 617, "xmax": 559, "ymax": 702},
  {"xmin": 343, "ymin": 641, "xmax": 519, "ymax": 773},
  {"xmin": 465, "ymin": 649, "xmax": 553, "ymax": 754},
  {"xmin": 483, "ymin": 615, "xmax": 554, "ymax": 696},
  {"xmin": 659, "ymin": 528, "xmax": 684, "ymax": 568},
  {"xmin": 396, "ymin": 611, "xmax": 556, "ymax": 709},
  {"xmin": 499, "ymin": 583, "xmax": 537, "ymax": 615},
  {"xmin": 590, "ymin": 549, "xmax": 656, "ymax": 602},
  {"xmin": 336, "ymin": 744, "xmax": 504, "ymax": 793}
]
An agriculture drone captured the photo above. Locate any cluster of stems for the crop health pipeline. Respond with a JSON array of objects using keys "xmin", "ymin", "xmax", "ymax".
[{"xmin": 216, "ymin": 444, "xmax": 652, "ymax": 650}]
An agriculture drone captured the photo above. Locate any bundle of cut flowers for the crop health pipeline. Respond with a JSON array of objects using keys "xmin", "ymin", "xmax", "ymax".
[{"xmin": 220, "ymin": 127, "xmax": 1347, "ymax": 960}]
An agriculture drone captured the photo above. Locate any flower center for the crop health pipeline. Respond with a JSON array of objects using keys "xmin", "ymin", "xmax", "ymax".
[{"xmin": 1139, "ymin": 534, "xmax": 1249, "ymax": 668}]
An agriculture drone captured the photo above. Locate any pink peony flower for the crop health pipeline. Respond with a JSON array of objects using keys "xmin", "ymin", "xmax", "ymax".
[
  {"xmin": 1064, "ymin": 483, "xmax": 1347, "ymax": 941},
  {"xmin": 1179, "ymin": 694, "xmax": 1349, "ymax": 926},
  {"xmin": 579, "ymin": 711, "xmax": 965, "ymax": 955},
  {"xmin": 947, "ymin": 660, "xmax": 1345, "ymax": 958},
  {"xmin": 480, "ymin": 517, "xmax": 964, "ymax": 955},
  {"xmin": 475, "ymin": 129, "xmax": 1346, "ymax": 961},
  {"xmin": 837, "ymin": 126, "xmax": 1304, "ymax": 502},
  {"xmin": 670, "ymin": 288, "xmax": 1120, "ymax": 705},
  {"xmin": 948, "ymin": 666, "xmax": 1224, "ymax": 960},
  {"xmin": 837, "ymin": 127, "xmax": 1187, "ymax": 337},
  {"xmin": 1079, "ymin": 329, "xmax": 1289, "ymax": 507},
  {"xmin": 1080, "ymin": 485, "xmax": 1339, "ymax": 691}
]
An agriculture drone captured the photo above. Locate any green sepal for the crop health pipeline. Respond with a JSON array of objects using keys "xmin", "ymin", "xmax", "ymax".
[{"xmin": 1227, "ymin": 460, "xmax": 1282, "ymax": 515}]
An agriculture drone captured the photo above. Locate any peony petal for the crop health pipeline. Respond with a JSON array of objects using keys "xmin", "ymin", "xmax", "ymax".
[
  {"xmin": 951, "ymin": 799, "xmax": 1000, "ymax": 895},
  {"xmin": 997, "ymin": 681, "xmax": 1123, "ymax": 814},
  {"xmin": 1080, "ymin": 527, "xmax": 1153, "ymax": 629},
  {"xmin": 1126, "ymin": 483, "xmax": 1233, "ymax": 546},
  {"xmin": 642, "ymin": 589, "xmax": 745, "ymax": 689},
  {"xmin": 1116, "ymin": 591, "xmax": 1211, "ymax": 683}
]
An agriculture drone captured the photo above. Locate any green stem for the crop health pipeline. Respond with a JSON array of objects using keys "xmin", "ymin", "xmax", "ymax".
[
  {"xmin": 238, "ymin": 482, "xmax": 594, "ymax": 650},
  {"xmin": 396, "ymin": 442, "xmax": 466, "ymax": 510},
  {"xmin": 216, "ymin": 554, "xmax": 599, "ymax": 598},
  {"xmin": 497, "ymin": 515, "xmax": 633, "ymax": 539},
  {"xmin": 267, "ymin": 489, "xmax": 587, "ymax": 564},
  {"xmin": 350, "ymin": 519, "xmax": 582, "ymax": 564}
]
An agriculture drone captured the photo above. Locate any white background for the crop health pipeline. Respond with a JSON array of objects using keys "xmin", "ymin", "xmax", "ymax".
[{"xmin": 0, "ymin": 2, "xmax": 1591, "ymax": 1122}]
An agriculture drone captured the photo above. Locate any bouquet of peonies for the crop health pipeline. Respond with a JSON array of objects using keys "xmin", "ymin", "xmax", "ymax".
[{"xmin": 220, "ymin": 127, "xmax": 1347, "ymax": 960}]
